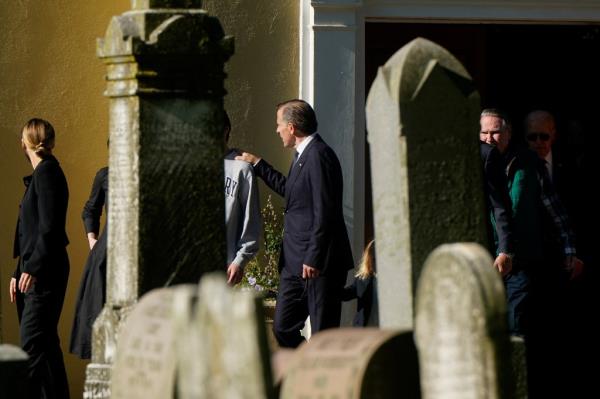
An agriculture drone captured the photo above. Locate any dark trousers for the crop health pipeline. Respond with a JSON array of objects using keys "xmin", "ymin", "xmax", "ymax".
[
  {"xmin": 273, "ymin": 267, "xmax": 346, "ymax": 348},
  {"xmin": 16, "ymin": 261, "xmax": 70, "ymax": 399},
  {"xmin": 504, "ymin": 267, "xmax": 531, "ymax": 337},
  {"xmin": 525, "ymin": 260, "xmax": 572, "ymax": 398}
]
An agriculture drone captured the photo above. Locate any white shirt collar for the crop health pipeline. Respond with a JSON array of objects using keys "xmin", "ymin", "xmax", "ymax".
[
  {"xmin": 295, "ymin": 133, "xmax": 315, "ymax": 157},
  {"xmin": 544, "ymin": 151, "xmax": 554, "ymax": 181},
  {"xmin": 544, "ymin": 150, "xmax": 553, "ymax": 167}
]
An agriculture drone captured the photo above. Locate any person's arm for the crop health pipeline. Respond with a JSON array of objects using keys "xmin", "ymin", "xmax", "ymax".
[
  {"xmin": 22, "ymin": 162, "xmax": 68, "ymax": 278},
  {"xmin": 229, "ymin": 167, "xmax": 261, "ymax": 278},
  {"xmin": 82, "ymin": 168, "xmax": 107, "ymax": 249},
  {"xmin": 237, "ymin": 152, "xmax": 287, "ymax": 197},
  {"xmin": 341, "ymin": 278, "xmax": 358, "ymax": 301},
  {"xmin": 483, "ymin": 146, "xmax": 514, "ymax": 275},
  {"xmin": 538, "ymin": 168, "xmax": 583, "ymax": 279}
]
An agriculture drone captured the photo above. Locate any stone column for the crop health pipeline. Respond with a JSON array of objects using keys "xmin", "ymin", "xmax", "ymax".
[{"xmin": 84, "ymin": 1, "xmax": 233, "ymax": 397}]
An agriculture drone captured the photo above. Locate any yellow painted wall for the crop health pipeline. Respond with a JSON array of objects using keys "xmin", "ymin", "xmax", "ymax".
[
  {"xmin": 0, "ymin": 0, "xmax": 297, "ymax": 397},
  {"xmin": 204, "ymin": 0, "xmax": 299, "ymax": 188},
  {"xmin": 0, "ymin": 1, "xmax": 132, "ymax": 397}
]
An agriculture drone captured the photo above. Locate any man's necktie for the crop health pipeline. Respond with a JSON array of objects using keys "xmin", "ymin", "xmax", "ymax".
[
  {"xmin": 544, "ymin": 159, "xmax": 553, "ymax": 183},
  {"xmin": 289, "ymin": 150, "xmax": 299, "ymax": 176}
]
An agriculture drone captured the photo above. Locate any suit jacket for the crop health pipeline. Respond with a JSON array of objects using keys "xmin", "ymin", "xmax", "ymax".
[
  {"xmin": 504, "ymin": 148, "xmax": 545, "ymax": 264},
  {"xmin": 480, "ymin": 142, "xmax": 513, "ymax": 255},
  {"xmin": 13, "ymin": 155, "xmax": 69, "ymax": 279},
  {"xmin": 254, "ymin": 134, "xmax": 354, "ymax": 276}
]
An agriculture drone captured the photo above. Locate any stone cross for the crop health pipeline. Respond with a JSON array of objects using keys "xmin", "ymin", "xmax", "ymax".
[
  {"xmin": 414, "ymin": 243, "xmax": 512, "ymax": 399},
  {"xmin": 84, "ymin": 2, "xmax": 233, "ymax": 397},
  {"xmin": 175, "ymin": 273, "xmax": 274, "ymax": 399},
  {"xmin": 365, "ymin": 37, "xmax": 487, "ymax": 330},
  {"xmin": 279, "ymin": 328, "xmax": 420, "ymax": 399}
]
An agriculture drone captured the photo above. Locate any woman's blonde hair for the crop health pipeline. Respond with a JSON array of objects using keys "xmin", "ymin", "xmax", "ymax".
[
  {"xmin": 22, "ymin": 118, "xmax": 55, "ymax": 157},
  {"xmin": 355, "ymin": 239, "xmax": 376, "ymax": 280}
]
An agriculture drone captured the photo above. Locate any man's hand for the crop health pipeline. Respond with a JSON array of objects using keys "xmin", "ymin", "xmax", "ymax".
[
  {"xmin": 564, "ymin": 256, "xmax": 584, "ymax": 280},
  {"xmin": 235, "ymin": 152, "xmax": 261, "ymax": 165},
  {"xmin": 227, "ymin": 263, "xmax": 244, "ymax": 286},
  {"xmin": 9, "ymin": 278, "xmax": 17, "ymax": 303},
  {"xmin": 494, "ymin": 252, "xmax": 513, "ymax": 277},
  {"xmin": 18, "ymin": 272, "xmax": 36, "ymax": 294},
  {"xmin": 302, "ymin": 264, "xmax": 320, "ymax": 279}
]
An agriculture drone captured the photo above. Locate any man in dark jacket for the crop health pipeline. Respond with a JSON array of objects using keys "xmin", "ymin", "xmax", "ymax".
[{"xmin": 237, "ymin": 99, "xmax": 354, "ymax": 348}]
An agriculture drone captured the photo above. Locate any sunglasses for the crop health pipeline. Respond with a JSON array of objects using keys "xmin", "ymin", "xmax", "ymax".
[{"xmin": 526, "ymin": 133, "xmax": 551, "ymax": 142}]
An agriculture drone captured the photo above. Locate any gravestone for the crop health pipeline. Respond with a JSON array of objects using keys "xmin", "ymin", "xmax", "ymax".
[
  {"xmin": 510, "ymin": 336, "xmax": 528, "ymax": 399},
  {"xmin": 110, "ymin": 288, "xmax": 177, "ymax": 399},
  {"xmin": 280, "ymin": 328, "xmax": 420, "ymax": 399},
  {"xmin": 85, "ymin": 1, "xmax": 233, "ymax": 397},
  {"xmin": 0, "ymin": 344, "xmax": 28, "ymax": 399},
  {"xmin": 414, "ymin": 243, "xmax": 511, "ymax": 399},
  {"xmin": 365, "ymin": 37, "xmax": 487, "ymax": 330},
  {"xmin": 175, "ymin": 273, "xmax": 274, "ymax": 399}
]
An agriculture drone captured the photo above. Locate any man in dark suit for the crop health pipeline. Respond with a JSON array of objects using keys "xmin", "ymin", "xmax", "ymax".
[
  {"xmin": 524, "ymin": 111, "xmax": 569, "ymax": 201},
  {"xmin": 480, "ymin": 139, "xmax": 514, "ymax": 277},
  {"xmin": 237, "ymin": 99, "xmax": 354, "ymax": 348}
]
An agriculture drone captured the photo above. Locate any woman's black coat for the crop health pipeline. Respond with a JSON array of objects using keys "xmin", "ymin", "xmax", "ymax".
[
  {"xmin": 70, "ymin": 167, "xmax": 108, "ymax": 359},
  {"xmin": 13, "ymin": 155, "xmax": 69, "ymax": 281}
]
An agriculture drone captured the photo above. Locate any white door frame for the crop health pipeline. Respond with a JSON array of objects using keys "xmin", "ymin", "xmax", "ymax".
[{"xmin": 300, "ymin": 0, "xmax": 600, "ymax": 256}]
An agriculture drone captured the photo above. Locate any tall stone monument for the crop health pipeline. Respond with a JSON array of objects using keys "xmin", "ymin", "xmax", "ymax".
[
  {"xmin": 365, "ymin": 38, "xmax": 487, "ymax": 329},
  {"xmin": 414, "ymin": 243, "xmax": 512, "ymax": 399},
  {"xmin": 84, "ymin": 1, "xmax": 233, "ymax": 397}
]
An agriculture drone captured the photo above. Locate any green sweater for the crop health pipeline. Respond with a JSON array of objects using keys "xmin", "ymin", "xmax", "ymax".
[{"xmin": 492, "ymin": 148, "xmax": 544, "ymax": 264}]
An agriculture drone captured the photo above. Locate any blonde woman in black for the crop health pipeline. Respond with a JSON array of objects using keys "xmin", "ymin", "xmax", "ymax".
[{"xmin": 10, "ymin": 118, "xmax": 70, "ymax": 399}]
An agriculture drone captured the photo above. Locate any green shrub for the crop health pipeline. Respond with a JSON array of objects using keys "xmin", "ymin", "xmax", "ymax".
[{"xmin": 240, "ymin": 194, "xmax": 283, "ymax": 298}]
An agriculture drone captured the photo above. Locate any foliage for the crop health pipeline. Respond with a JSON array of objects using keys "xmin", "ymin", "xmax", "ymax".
[{"xmin": 240, "ymin": 194, "xmax": 283, "ymax": 298}]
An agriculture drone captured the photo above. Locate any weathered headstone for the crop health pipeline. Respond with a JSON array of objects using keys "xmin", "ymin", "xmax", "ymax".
[
  {"xmin": 510, "ymin": 336, "xmax": 528, "ymax": 399},
  {"xmin": 110, "ymin": 288, "xmax": 177, "ymax": 399},
  {"xmin": 85, "ymin": 1, "xmax": 233, "ymax": 397},
  {"xmin": 175, "ymin": 273, "xmax": 274, "ymax": 399},
  {"xmin": 366, "ymin": 37, "xmax": 487, "ymax": 330},
  {"xmin": 280, "ymin": 328, "xmax": 420, "ymax": 399},
  {"xmin": 0, "ymin": 344, "xmax": 28, "ymax": 399},
  {"xmin": 414, "ymin": 243, "xmax": 511, "ymax": 399}
]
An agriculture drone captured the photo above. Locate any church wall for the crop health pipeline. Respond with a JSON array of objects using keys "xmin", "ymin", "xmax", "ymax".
[{"xmin": 0, "ymin": 1, "xmax": 298, "ymax": 397}]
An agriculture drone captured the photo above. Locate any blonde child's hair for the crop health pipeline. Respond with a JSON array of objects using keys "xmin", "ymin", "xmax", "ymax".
[{"xmin": 355, "ymin": 239, "xmax": 376, "ymax": 280}]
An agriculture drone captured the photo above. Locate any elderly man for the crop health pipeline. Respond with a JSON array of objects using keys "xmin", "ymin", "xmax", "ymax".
[
  {"xmin": 524, "ymin": 111, "xmax": 565, "ymax": 191},
  {"xmin": 481, "ymin": 108, "xmax": 584, "ymax": 396},
  {"xmin": 236, "ymin": 99, "xmax": 353, "ymax": 348}
]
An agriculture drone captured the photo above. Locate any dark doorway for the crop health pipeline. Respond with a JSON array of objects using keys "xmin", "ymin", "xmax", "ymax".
[{"xmin": 364, "ymin": 22, "xmax": 600, "ymax": 264}]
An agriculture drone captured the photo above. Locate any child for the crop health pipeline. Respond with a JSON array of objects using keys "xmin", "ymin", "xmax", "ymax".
[{"xmin": 342, "ymin": 239, "xmax": 378, "ymax": 327}]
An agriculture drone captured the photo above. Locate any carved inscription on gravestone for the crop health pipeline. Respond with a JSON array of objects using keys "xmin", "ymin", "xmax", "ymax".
[
  {"xmin": 366, "ymin": 37, "xmax": 486, "ymax": 330},
  {"xmin": 176, "ymin": 273, "xmax": 274, "ymax": 399},
  {"xmin": 111, "ymin": 289, "xmax": 176, "ymax": 399},
  {"xmin": 280, "ymin": 328, "xmax": 420, "ymax": 399},
  {"xmin": 415, "ymin": 243, "xmax": 511, "ymax": 399}
]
